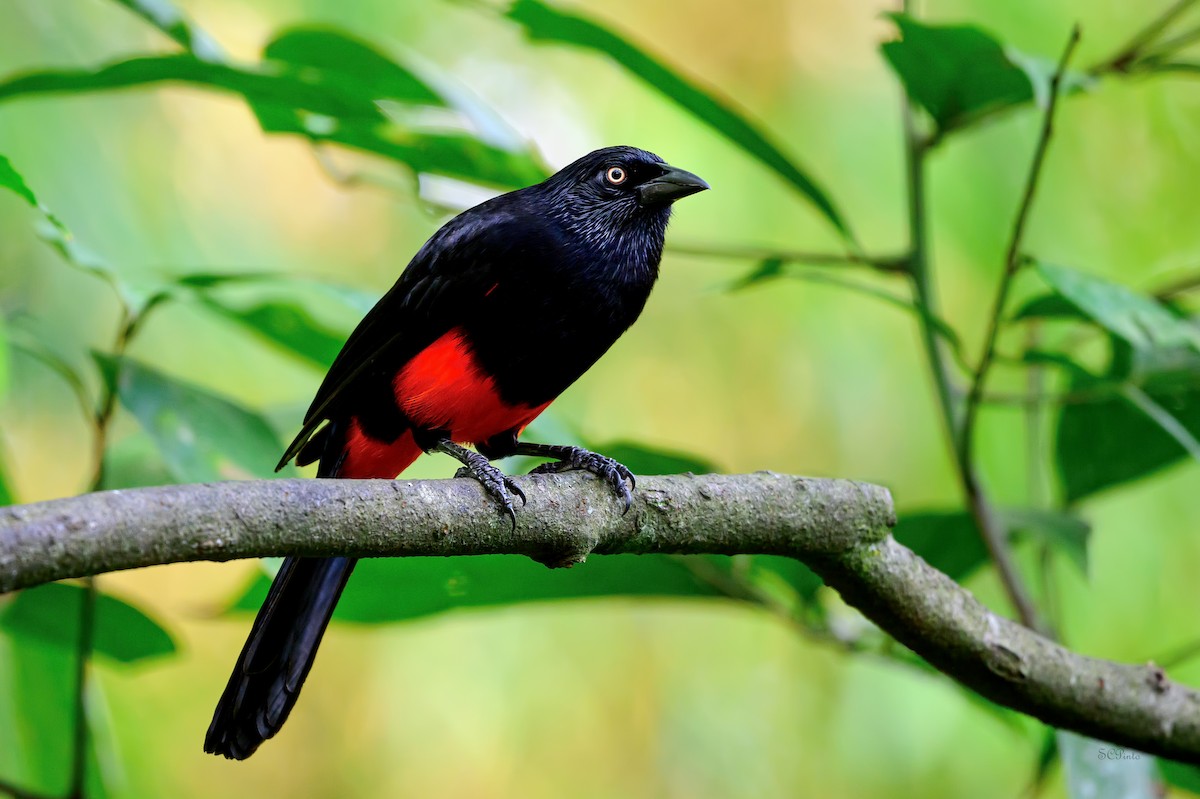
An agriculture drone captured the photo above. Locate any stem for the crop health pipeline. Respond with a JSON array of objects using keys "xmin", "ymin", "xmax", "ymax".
[
  {"xmin": 1094, "ymin": 0, "xmax": 1198, "ymax": 73},
  {"xmin": 961, "ymin": 27, "xmax": 1082, "ymax": 470},
  {"xmin": 667, "ymin": 241, "xmax": 911, "ymax": 274},
  {"xmin": 951, "ymin": 28, "xmax": 1081, "ymax": 634},
  {"xmin": 903, "ymin": 114, "xmax": 962, "ymax": 442}
]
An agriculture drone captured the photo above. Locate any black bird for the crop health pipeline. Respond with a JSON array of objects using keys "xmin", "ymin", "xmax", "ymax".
[{"xmin": 204, "ymin": 145, "xmax": 708, "ymax": 759}]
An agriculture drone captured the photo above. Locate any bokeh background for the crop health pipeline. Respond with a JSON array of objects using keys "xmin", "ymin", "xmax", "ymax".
[{"xmin": 2, "ymin": 0, "xmax": 1200, "ymax": 797}]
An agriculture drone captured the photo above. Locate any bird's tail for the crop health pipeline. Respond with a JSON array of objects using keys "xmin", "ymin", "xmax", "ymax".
[
  {"xmin": 203, "ymin": 554, "xmax": 358, "ymax": 759},
  {"xmin": 204, "ymin": 419, "xmax": 422, "ymax": 760}
]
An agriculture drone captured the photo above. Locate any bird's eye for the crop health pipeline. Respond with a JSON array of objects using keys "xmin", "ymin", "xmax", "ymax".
[{"xmin": 605, "ymin": 166, "xmax": 627, "ymax": 185}]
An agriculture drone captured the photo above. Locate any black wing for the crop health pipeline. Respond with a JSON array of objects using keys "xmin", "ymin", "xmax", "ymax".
[{"xmin": 277, "ymin": 197, "xmax": 566, "ymax": 469}]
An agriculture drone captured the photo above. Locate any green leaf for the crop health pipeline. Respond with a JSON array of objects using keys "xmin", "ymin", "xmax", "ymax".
[
  {"xmin": 1161, "ymin": 759, "xmax": 1200, "ymax": 794},
  {"xmin": 0, "ymin": 315, "xmax": 8, "ymax": 399},
  {"xmin": 1058, "ymin": 732, "xmax": 1155, "ymax": 799},
  {"xmin": 1035, "ymin": 261, "xmax": 1200, "ymax": 352},
  {"xmin": 0, "ymin": 633, "xmax": 116, "ymax": 797},
  {"xmin": 231, "ymin": 554, "xmax": 728, "ymax": 623},
  {"xmin": 109, "ymin": 0, "xmax": 223, "ymax": 58},
  {"xmin": 0, "ymin": 32, "xmax": 547, "ymax": 190},
  {"xmin": 748, "ymin": 556, "xmax": 823, "ymax": 605},
  {"xmin": 98, "ymin": 354, "xmax": 289, "ymax": 482},
  {"xmin": 728, "ymin": 257, "xmax": 785, "ymax": 291},
  {"xmin": 882, "ymin": 14, "xmax": 1032, "ymax": 133},
  {"xmin": 893, "ymin": 508, "xmax": 1089, "ymax": 578},
  {"xmin": 1056, "ymin": 370, "xmax": 1200, "ymax": 501},
  {"xmin": 199, "ymin": 297, "xmax": 344, "ymax": 370},
  {"xmin": 881, "ymin": 15, "xmax": 1091, "ymax": 136},
  {"xmin": 585, "ymin": 441, "xmax": 715, "ymax": 475},
  {"xmin": 0, "ymin": 454, "xmax": 13, "ymax": 507},
  {"xmin": 0, "ymin": 153, "xmax": 38, "ymax": 207},
  {"xmin": 0, "ymin": 632, "xmax": 76, "ymax": 794},
  {"xmin": 0, "ymin": 583, "xmax": 175, "ymax": 664},
  {"xmin": 501, "ymin": 0, "xmax": 850, "ymax": 238},
  {"xmin": 263, "ymin": 27, "xmax": 441, "ymax": 107},
  {"xmin": 1011, "ymin": 292, "xmax": 1081, "ymax": 321},
  {"xmin": 97, "ymin": 432, "xmax": 177, "ymax": 490},
  {"xmin": 1001, "ymin": 507, "xmax": 1091, "ymax": 575},
  {"xmin": 892, "ymin": 511, "xmax": 989, "ymax": 582}
]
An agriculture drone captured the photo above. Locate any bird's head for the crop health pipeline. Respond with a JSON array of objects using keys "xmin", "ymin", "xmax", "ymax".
[{"xmin": 541, "ymin": 146, "xmax": 709, "ymax": 253}]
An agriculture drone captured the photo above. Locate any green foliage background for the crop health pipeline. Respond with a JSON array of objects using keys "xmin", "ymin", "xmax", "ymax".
[{"xmin": 1, "ymin": 0, "xmax": 1200, "ymax": 797}]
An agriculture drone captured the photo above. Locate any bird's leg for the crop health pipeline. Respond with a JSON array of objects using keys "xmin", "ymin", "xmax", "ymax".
[
  {"xmin": 433, "ymin": 439, "xmax": 526, "ymax": 529},
  {"xmin": 514, "ymin": 442, "xmax": 635, "ymax": 513}
]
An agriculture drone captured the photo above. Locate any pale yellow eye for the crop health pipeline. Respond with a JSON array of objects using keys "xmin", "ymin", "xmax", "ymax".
[{"xmin": 605, "ymin": 166, "xmax": 627, "ymax": 185}]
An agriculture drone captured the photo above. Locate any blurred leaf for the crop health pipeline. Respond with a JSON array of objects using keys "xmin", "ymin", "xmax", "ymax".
[
  {"xmin": 1, "ymin": 634, "xmax": 76, "ymax": 794},
  {"xmin": 1056, "ymin": 371, "xmax": 1200, "ymax": 501},
  {"xmin": 1161, "ymin": 759, "xmax": 1200, "ymax": 794},
  {"xmin": 263, "ymin": 27, "xmax": 441, "ymax": 106},
  {"xmin": 97, "ymin": 432, "xmax": 176, "ymax": 490},
  {"xmin": 0, "ymin": 455, "xmax": 13, "ymax": 506},
  {"xmin": 1035, "ymin": 261, "xmax": 1200, "ymax": 352},
  {"xmin": 1011, "ymin": 292, "xmax": 1081, "ymax": 321},
  {"xmin": 199, "ymin": 297, "xmax": 344, "ymax": 370},
  {"xmin": 1006, "ymin": 46, "xmax": 1095, "ymax": 109},
  {"xmin": 749, "ymin": 555, "xmax": 823, "ymax": 605},
  {"xmin": 586, "ymin": 440, "xmax": 715, "ymax": 475},
  {"xmin": 0, "ymin": 316, "xmax": 7, "ymax": 399},
  {"xmin": 0, "ymin": 29, "xmax": 546, "ymax": 190},
  {"xmin": 1119, "ymin": 382, "xmax": 1200, "ymax": 461},
  {"xmin": 893, "ymin": 508, "xmax": 1088, "ymax": 578},
  {"xmin": 0, "ymin": 635, "xmax": 116, "ymax": 797},
  {"xmin": 230, "ymin": 554, "xmax": 729, "ymax": 623},
  {"xmin": 97, "ymin": 353, "xmax": 289, "ymax": 482},
  {"xmin": 1029, "ymin": 728, "xmax": 1059, "ymax": 794},
  {"xmin": 882, "ymin": 15, "xmax": 1090, "ymax": 135},
  {"xmin": 0, "ymin": 153, "xmax": 37, "ymax": 206},
  {"xmin": 0, "ymin": 584, "xmax": 175, "ymax": 664},
  {"xmin": 892, "ymin": 510, "xmax": 989, "ymax": 581},
  {"xmin": 728, "ymin": 257, "xmax": 785, "ymax": 291},
  {"xmin": 1058, "ymin": 731, "xmax": 1156, "ymax": 799},
  {"xmin": 882, "ymin": 15, "xmax": 1032, "ymax": 132},
  {"xmin": 109, "ymin": 0, "xmax": 224, "ymax": 59},
  {"xmin": 1001, "ymin": 507, "xmax": 1090, "ymax": 575},
  {"xmin": 501, "ymin": 0, "xmax": 850, "ymax": 238}
]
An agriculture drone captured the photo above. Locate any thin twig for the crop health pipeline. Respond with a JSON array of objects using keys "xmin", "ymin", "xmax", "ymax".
[
  {"xmin": 897, "ymin": 3, "xmax": 1045, "ymax": 630},
  {"xmin": 952, "ymin": 27, "xmax": 1081, "ymax": 633},
  {"xmin": 1142, "ymin": 23, "xmax": 1200, "ymax": 60},
  {"xmin": 962, "ymin": 26, "xmax": 1083, "ymax": 463},
  {"xmin": 1094, "ymin": 0, "xmax": 1199, "ymax": 73},
  {"xmin": 1153, "ymin": 268, "xmax": 1200, "ymax": 300},
  {"xmin": 667, "ymin": 241, "xmax": 911, "ymax": 274}
]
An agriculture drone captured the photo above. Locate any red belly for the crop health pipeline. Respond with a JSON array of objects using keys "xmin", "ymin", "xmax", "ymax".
[{"xmin": 339, "ymin": 328, "xmax": 548, "ymax": 479}]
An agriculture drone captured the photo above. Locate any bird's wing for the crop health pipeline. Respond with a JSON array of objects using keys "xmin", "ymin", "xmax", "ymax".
[{"xmin": 277, "ymin": 200, "xmax": 564, "ymax": 469}]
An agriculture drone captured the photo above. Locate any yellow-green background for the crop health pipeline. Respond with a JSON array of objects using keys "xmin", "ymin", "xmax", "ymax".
[{"xmin": 2, "ymin": 0, "xmax": 1199, "ymax": 797}]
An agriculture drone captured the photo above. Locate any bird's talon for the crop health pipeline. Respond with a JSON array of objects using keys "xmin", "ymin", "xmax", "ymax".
[{"xmin": 450, "ymin": 454, "xmax": 523, "ymax": 525}]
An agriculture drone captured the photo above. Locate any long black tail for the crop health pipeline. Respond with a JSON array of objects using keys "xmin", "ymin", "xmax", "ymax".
[
  {"xmin": 204, "ymin": 555, "xmax": 357, "ymax": 759},
  {"xmin": 205, "ymin": 419, "xmax": 356, "ymax": 760}
]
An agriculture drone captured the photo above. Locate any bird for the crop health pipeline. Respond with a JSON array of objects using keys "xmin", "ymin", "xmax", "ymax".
[{"xmin": 203, "ymin": 145, "xmax": 708, "ymax": 760}]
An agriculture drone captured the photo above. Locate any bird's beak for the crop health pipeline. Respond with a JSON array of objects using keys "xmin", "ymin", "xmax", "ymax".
[{"xmin": 636, "ymin": 164, "xmax": 710, "ymax": 207}]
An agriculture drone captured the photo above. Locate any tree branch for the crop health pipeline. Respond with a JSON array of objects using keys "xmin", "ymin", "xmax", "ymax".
[{"xmin": 1, "ymin": 472, "xmax": 1199, "ymax": 762}]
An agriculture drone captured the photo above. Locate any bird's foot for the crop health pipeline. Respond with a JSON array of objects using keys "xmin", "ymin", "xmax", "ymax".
[
  {"xmin": 528, "ymin": 446, "xmax": 635, "ymax": 513},
  {"xmin": 436, "ymin": 440, "xmax": 525, "ymax": 529}
]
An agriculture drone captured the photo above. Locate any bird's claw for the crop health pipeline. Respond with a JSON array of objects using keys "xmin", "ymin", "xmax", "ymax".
[
  {"xmin": 529, "ymin": 447, "xmax": 635, "ymax": 514},
  {"xmin": 453, "ymin": 460, "xmax": 525, "ymax": 530}
]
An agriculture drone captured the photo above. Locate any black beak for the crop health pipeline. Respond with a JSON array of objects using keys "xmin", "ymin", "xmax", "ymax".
[{"xmin": 636, "ymin": 163, "xmax": 710, "ymax": 207}]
